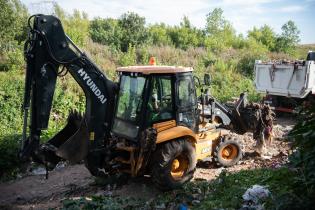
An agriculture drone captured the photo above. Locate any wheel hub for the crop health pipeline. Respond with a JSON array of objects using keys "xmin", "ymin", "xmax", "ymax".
[
  {"xmin": 221, "ymin": 144, "xmax": 238, "ymax": 160},
  {"xmin": 172, "ymin": 159, "xmax": 180, "ymax": 171},
  {"xmin": 170, "ymin": 155, "xmax": 188, "ymax": 180}
]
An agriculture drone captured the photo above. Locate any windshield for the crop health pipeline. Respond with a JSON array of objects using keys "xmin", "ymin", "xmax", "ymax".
[
  {"xmin": 115, "ymin": 75, "xmax": 146, "ymax": 122},
  {"xmin": 113, "ymin": 75, "xmax": 146, "ymax": 139}
]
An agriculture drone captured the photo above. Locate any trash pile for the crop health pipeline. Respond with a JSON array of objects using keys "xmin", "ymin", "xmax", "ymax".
[{"xmin": 239, "ymin": 103, "xmax": 275, "ymax": 156}]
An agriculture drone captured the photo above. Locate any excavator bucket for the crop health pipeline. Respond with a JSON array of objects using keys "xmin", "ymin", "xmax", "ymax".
[{"xmin": 40, "ymin": 111, "xmax": 89, "ymax": 166}]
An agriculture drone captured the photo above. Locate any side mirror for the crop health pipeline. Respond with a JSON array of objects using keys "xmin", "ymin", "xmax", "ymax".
[{"xmin": 204, "ymin": 74, "xmax": 211, "ymax": 86}]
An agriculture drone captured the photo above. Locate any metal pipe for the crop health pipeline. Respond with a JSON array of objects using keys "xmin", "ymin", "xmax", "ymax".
[{"xmin": 66, "ymin": 35, "xmax": 84, "ymax": 55}]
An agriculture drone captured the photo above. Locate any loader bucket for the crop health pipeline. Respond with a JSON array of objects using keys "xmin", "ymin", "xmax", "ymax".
[{"xmin": 44, "ymin": 111, "xmax": 89, "ymax": 164}]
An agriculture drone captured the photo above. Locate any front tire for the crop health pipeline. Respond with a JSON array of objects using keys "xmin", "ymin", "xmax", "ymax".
[
  {"xmin": 214, "ymin": 135, "xmax": 243, "ymax": 167},
  {"xmin": 151, "ymin": 139, "xmax": 196, "ymax": 191}
]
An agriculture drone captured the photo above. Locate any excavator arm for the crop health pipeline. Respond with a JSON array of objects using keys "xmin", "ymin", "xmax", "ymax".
[{"xmin": 21, "ymin": 15, "xmax": 116, "ymax": 169}]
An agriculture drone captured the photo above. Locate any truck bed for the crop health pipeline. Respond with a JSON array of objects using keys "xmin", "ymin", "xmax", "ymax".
[{"xmin": 254, "ymin": 60, "xmax": 315, "ymax": 98}]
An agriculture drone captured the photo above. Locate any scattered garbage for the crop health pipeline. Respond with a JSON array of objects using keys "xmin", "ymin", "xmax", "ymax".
[
  {"xmin": 54, "ymin": 161, "xmax": 67, "ymax": 170},
  {"xmin": 31, "ymin": 167, "xmax": 47, "ymax": 175},
  {"xmin": 178, "ymin": 203, "xmax": 188, "ymax": 210},
  {"xmin": 155, "ymin": 203, "xmax": 166, "ymax": 209},
  {"xmin": 192, "ymin": 199, "xmax": 201, "ymax": 205},
  {"xmin": 242, "ymin": 185, "xmax": 271, "ymax": 210}
]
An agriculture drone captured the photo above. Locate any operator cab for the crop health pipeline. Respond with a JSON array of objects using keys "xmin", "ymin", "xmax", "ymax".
[{"xmin": 112, "ymin": 66, "xmax": 198, "ymax": 141}]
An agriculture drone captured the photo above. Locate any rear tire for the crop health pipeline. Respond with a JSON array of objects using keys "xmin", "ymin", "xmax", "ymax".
[
  {"xmin": 151, "ymin": 139, "xmax": 196, "ymax": 191},
  {"xmin": 214, "ymin": 135, "xmax": 243, "ymax": 167}
]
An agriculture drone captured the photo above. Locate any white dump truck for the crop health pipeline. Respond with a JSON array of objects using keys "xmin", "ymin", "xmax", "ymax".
[{"xmin": 254, "ymin": 52, "xmax": 315, "ymax": 113}]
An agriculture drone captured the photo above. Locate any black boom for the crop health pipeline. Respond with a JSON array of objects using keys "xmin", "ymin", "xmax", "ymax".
[{"xmin": 21, "ymin": 15, "xmax": 117, "ymax": 168}]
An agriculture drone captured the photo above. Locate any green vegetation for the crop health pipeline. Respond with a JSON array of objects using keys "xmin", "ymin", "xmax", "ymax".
[
  {"xmin": 0, "ymin": 70, "xmax": 24, "ymax": 178},
  {"xmin": 0, "ymin": 0, "xmax": 28, "ymax": 71},
  {"xmin": 287, "ymin": 104, "xmax": 315, "ymax": 208},
  {"xmin": 275, "ymin": 20, "xmax": 301, "ymax": 55},
  {"xmin": 296, "ymin": 44, "xmax": 315, "ymax": 59}
]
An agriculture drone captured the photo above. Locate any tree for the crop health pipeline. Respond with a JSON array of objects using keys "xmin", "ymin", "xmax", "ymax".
[
  {"xmin": 204, "ymin": 8, "xmax": 236, "ymax": 51},
  {"xmin": 118, "ymin": 12, "xmax": 148, "ymax": 52},
  {"xmin": 168, "ymin": 16, "xmax": 204, "ymax": 50},
  {"xmin": 275, "ymin": 20, "xmax": 300, "ymax": 54},
  {"xmin": 205, "ymin": 8, "xmax": 226, "ymax": 35},
  {"xmin": 0, "ymin": 0, "xmax": 28, "ymax": 71},
  {"xmin": 0, "ymin": 0, "xmax": 28, "ymax": 44},
  {"xmin": 248, "ymin": 25, "xmax": 276, "ymax": 51},
  {"xmin": 90, "ymin": 18, "xmax": 122, "ymax": 49},
  {"xmin": 281, "ymin": 20, "xmax": 300, "ymax": 44},
  {"xmin": 148, "ymin": 23, "xmax": 172, "ymax": 46},
  {"xmin": 54, "ymin": 5, "xmax": 89, "ymax": 47},
  {"xmin": 180, "ymin": 15, "xmax": 191, "ymax": 29}
]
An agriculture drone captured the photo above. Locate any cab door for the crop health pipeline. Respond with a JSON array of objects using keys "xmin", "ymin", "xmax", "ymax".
[
  {"xmin": 146, "ymin": 75, "xmax": 175, "ymax": 125},
  {"xmin": 176, "ymin": 73, "xmax": 198, "ymax": 132}
]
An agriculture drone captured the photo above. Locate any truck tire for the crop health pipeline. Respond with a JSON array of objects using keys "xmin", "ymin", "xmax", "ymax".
[
  {"xmin": 151, "ymin": 139, "xmax": 196, "ymax": 191},
  {"xmin": 214, "ymin": 135, "xmax": 243, "ymax": 167}
]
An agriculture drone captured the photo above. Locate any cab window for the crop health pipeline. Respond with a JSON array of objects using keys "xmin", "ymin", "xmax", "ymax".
[
  {"xmin": 176, "ymin": 75, "xmax": 197, "ymax": 130},
  {"xmin": 178, "ymin": 78, "xmax": 196, "ymax": 107},
  {"xmin": 148, "ymin": 76, "xmax": 173, "ymax": 123}
]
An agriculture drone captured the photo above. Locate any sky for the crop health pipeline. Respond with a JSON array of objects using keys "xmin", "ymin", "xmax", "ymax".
[{"xmin": 21, "ymin": 0, "xmax": 315, "ymax": 44}]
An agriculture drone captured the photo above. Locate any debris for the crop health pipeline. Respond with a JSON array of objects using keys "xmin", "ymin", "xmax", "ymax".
[
  {"xmin": 31, "ymin": 167, "xmax": 47, "ymax": 175},
  {"xmin": 192, "ymin": 200, "xmax": 201, "ymax": 205},
  {"xmin": 155, "ymin": 203, "xmax": 166, "ymax": 209},
  {"xmin": 215, "ymin": 168, "xmax": 223, "ymax": 176},
  {"xmin": 54, "ymin": 161, "xmax": 67, "ymax": 170},
  {"xmin": 242, "ymin": 185, "xmax": 271, "ymax": 210},
  {"xmin": 259, "ymin": 155, "xmax": 272, "ymax": 160}
]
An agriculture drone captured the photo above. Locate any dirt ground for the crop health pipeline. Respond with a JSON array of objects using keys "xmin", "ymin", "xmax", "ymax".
[{"xmin": 0, "ymin": 116, "xmax": 296, "ymax": 210}]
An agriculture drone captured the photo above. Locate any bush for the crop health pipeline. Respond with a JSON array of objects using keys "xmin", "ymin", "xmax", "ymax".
[
  {"xmin": 203, "ymin": 57, "xmax": 260, "ymax": 102},
  {"xmin": 118, "ymin": 44, "xmax": 137, "ymax": 66},
  {"xmin": 83, "ymin": 39, "xmax": 118, "ymax": 80},
  {"xmin": 167, "ymin": 19, "xmax": 204, "ymax": 50},
  {"xmin": 287, "ymin": 105, "xmax": 315, "ymax": 208},
  {"xmin": 237, "ymin": 38, "xmax": 268, "ymax": 78},
  {"xmin": 0, "ymin": 71, "xmax": 24, "ymax": 178},
  {"xmin": 0, "ymin": 43, "xmax": 25, "ymax": 72}
]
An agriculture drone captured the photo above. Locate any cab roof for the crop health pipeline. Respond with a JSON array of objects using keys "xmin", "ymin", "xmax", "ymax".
[{"xmin": 116, "ymin": 65, "xmax": 193, "ymax": 75}]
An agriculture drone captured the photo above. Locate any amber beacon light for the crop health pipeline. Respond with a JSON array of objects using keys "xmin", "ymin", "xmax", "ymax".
[{"xmin": 149, "ymin": 56, "xmax": 156, "ymax": 65}]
